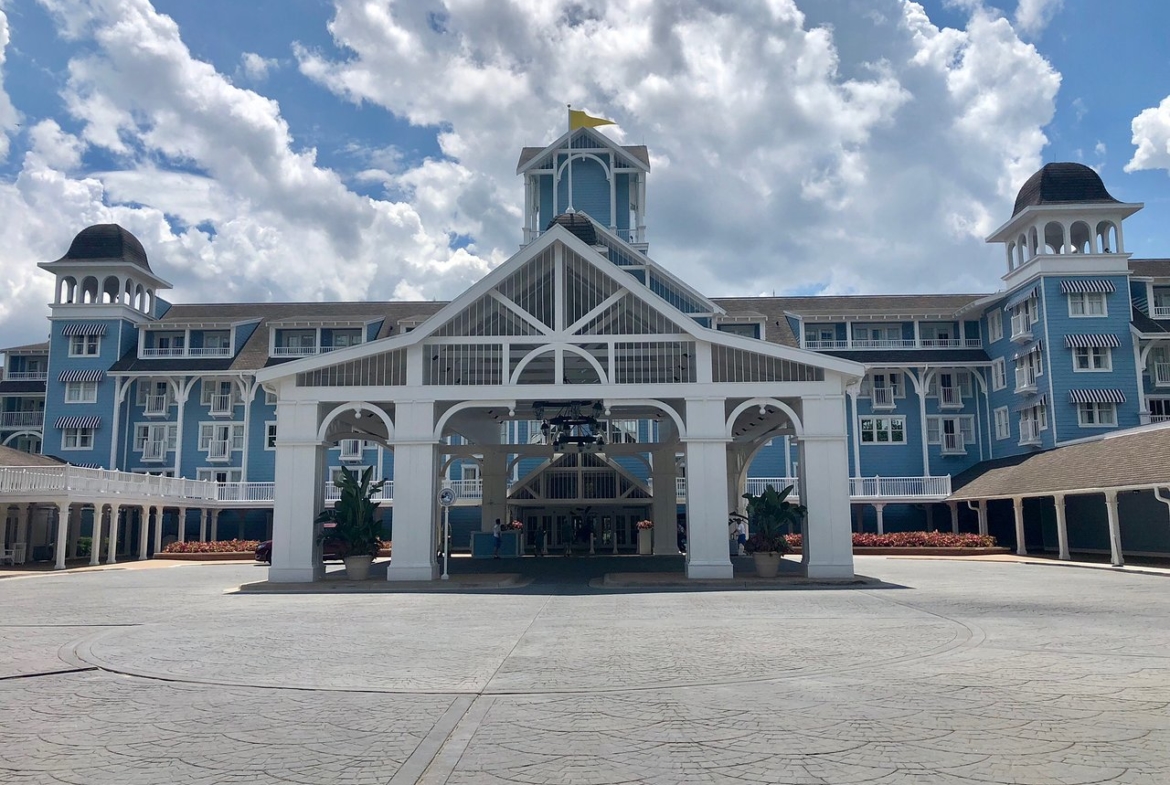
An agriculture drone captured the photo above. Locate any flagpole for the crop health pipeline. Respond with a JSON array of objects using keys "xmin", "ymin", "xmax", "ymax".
[{"xmin": 566, "ymin": 104, "xmax": 574, "ymax": 213}]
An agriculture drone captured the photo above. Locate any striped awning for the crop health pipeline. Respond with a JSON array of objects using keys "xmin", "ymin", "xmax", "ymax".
[
  {"xmin": 1013, "ymin": 394, "xmax": 1048, "ymax": 412},
  {"xmin": 61, "ymin": 323, "xmax": 108, "ymax": 337},
  {"xmin": 1060, "ymin": 279, "xmax": 1115, "ymax": 295},
  {"xmin": 69, "ymin": 463, "xmax": 102, "ymax": 469},
  {"xmin": 1012, "ymin": 339, "xmax": 1043, "ymax": 360},
  {"xmin": 1068, "ymin": 389, "xmax": 1126, "ymax": 404},
  {"xmin": 1003, "ymin": 284, "xmax": 1039, "ymax": 311},
  {"xmin": 55, "ymin": 415, "xmax": 101, "ymax": 429},
  {"xmin": 58, "ymin": 369, "xmax": 106, "ymax": 383},
  {"xmin": 1064, "ymin": 334, "xmax": 1121, "ymax": 349}
]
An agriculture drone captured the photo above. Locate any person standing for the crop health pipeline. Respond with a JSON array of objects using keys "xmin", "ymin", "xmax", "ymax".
[
  {"xmin": 735, "ymin": 516, "xmax": 749, "ymax": 556},
  {"xmin": 492, "ymin": 518, "xmax": 502, "ymax": 559}
]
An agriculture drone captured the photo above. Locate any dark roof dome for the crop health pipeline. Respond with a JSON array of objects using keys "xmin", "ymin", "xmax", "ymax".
[
  {"xmin": 53, "ymin": 224, "xmax": 151, "ymax": 271},
  {"xmin": 1012, "ymin": 163, "xmax": 1119, "ymax": 217},
  {"xmin": 546, "ymin": 212, "xmax": 598, "ymax": 246}
]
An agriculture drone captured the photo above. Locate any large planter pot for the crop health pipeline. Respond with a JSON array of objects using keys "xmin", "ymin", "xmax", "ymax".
[
  {"xmin": 752, "ymin": 552, "xmax": 783, "ymax": 578},
  {"xmin": 637, "ymin": 528, "xmax": 653, "ymax": 555},
  {"xmin": 343, "ymin": 555, "xmax": 374, "ymax": 581}
]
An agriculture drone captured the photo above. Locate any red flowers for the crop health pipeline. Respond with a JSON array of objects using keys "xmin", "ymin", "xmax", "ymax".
[
  {"xmin": 783, "ymin": 532, "xmax": 997, "ymax": 549},
  {"xmin": 161, "ymin": 539, "xmax": 260, "ymax": 554}
]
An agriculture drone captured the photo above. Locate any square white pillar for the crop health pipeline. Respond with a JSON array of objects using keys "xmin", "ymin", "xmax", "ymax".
[
  {"xmin": 479, "ymin": 451, "xmax": 508, "ymax": 533},
  {"xmin": 799, "ymin": 395, "xmax": 855, "ymax": 580},
  {"xmin": 387, "ymin": 400, "xmax": 439, "ymax": 581},
  {"xmin": 683, "ymin": 399, "xmax": 733, "ymax": 579},
  {"xmin": 107, "ymin": 505, "xmax": 120, "ymax": 564},
  {"xmin": 270, "ymin": 400, "xmax": 325, "ymax": 583},
  {"xmin": 54, "ymin": 503, "xmax": 70, "ymax": 570}
]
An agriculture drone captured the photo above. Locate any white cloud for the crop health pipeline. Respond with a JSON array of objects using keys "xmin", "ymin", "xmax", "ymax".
[
  {"xmin": 0, "ymin": 4, "xmax": 23, "ymax": 162},
  {"xmin": 239, "ymin": 51, "xmax": 279, "ymax": 82},
  {"xmin": 1126, "ymin": 95, "xmax": 1170, "ymax": 174},
  {"xmin": 1014, "ymin": 0, "xmax": 1063, "ymax": 37}
]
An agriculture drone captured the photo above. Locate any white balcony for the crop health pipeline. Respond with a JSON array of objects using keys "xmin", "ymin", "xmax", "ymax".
[
  {"xmin": 1019, "ymin": 419, "xmax": 1041, "ymax": 446},
  {"xmin": 144, "ymin": 395, "xmax": 170, "ymax": 416},
  {"xmin": 1010, "ymin": 312, "xmax": 1033, "ymax": 342},
  {"xmin": 271, "ymin": 345, "xmax": 323, "ymax": 357},
  {"xmin": 803, "ymin": 339, "xmax": 850, "ymax": 350},
  {"xmin": 3, "ymin": 371, "xmax": 48, "ymax": 382},
  {"xmin": 208, "ymin": 394, "xmax": 234, "ymax": 416},
  {"xmin": 938, "ymin": 386, "xmax": 963, "ymax": 409},
  {"xmin": 804, "ymin": 338, "xmax": 982, "ymax": 351},
  {"xmin": 1154, "ymin": 362, "xmax": 1170, "ymax": 387},
  {"xmin": 1151, "ymin": 305, "xmax": 1170, "ymax": 319},
  {"xmin": 207, "ymin": 440, "xmax": 231, "ymax": 461},
  {"xmin": 141, "ymin": 441, "xmax": 167, "ymax": 462},
  {"xmin": 871, "ymin": 386, "xmax": 896, "ymax": 410},
  {"xmin": 140, "ymin": 347, "xmax": 232, "ymax": 359},
  {"xmin": 1014, "ymin": 366, "xmax": 1038, "ymax": 393},
  {"xmin": 940, "ymin": 432, "xmax": 965, "ymax": 455},
  {"xmin": 0, "ymin": 412, "xmax": 44, "ymax": 429}
]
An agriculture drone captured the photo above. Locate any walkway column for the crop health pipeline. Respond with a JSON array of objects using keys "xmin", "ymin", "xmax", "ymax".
[
  {"xmin": 480, "ymin": 451, "xmax": 508, "ymax": 533},
  {"xmin": 67, "ymin": 509, "xmax": 81, "ymax": 560},
  {"xmin": 800, "ymin": 394, "xmax": 855, "ymax": 579},
  {"xmin": 1104, "ymin": 490, "xmax": 1124, "ymax": 567},
  {"xmin": 16, "ymin": 503, "xmax": 30, "ymax": 550},
  {"xmin": 54, "ymin": 502, "xmax": 70, "ymax": 570},
  {"xmin": 651, "ymin": 448, "xmax": 678, "ymax": 555},
  {"xmin": 682, "ymin": 399, "xmax": 733, "ymax": 579},
  {"xmin": 199, "ymin": 509, "xmax": 208, "ymax": 542},
  {"xmin": 948, "ymin": 501, "xmax": 959, "ymax": 534},
  {"xmin": 152, "ymin": 506, "xmax": 163, "ymax": 554},
  {"xmin": 177, "ymin": 507, "xmax": 188, "ymax": 543},
  {"xmin": 977, "ymin": 500, "xmax": 988, "ymax": 536},
  {"xmin": 138, "ymin": 505, "xmax": 150, "ymax": 559},
  {"xmin": 107, "ymin": 504, "xmax": 120, "ymax": 564},
  {"xmin": 873, "ymin": 503, "xmax": 886, "ymax": 535},
  {"xmin": 210, "ymin": 509, "xmax": 220, "ymax": 541},
  {"xmin": 271, "ymin": 399, "xmax": 325, "ymax": 583},
  {"xmin": 88, "ymin": 506, "xmax": 103, "ymax": 566},
  {"xmin": 1012, "ymin": 497, "xmax": 1026, "ymax": 556},
  {"xmin": 387, "ymin": 400, "xmax": 439, "ymax": 581},
  {"xmin": 1053, "ymin": 493, "xmax": 1070, "ymax": 560}
]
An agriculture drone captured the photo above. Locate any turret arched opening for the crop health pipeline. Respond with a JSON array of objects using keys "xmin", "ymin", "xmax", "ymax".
[{"xmin": 1070, "ymin": 221, "xmax": 1092, "ymax": 253}]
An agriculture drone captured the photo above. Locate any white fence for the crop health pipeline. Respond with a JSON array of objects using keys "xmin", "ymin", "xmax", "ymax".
[{"xmin": 0, "ymin": 465, "xmax": 218, "ymax": 501}]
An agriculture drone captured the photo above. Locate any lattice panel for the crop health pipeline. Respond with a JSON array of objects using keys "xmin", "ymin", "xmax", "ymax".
[
  {"xmin": 712, "ymin": 346, "xmax": 824, "ymax": 383},
  {"xmin": 433, "ymin": 293, "xmax": 542, "ymax": 337},
  {"xmin": 424, "ymin": 344, "xmax": 503, "ymax": 386},
  {"xmin": 612, "ymin": 342, "xmax": 696, "ymax": 384},
  {"xmin": 494, "ymin": 248, "xmax": 555, "ymax": 329},
  {"xmin": 563, "ymin": 249, "xmax": 620, "ymax": 325},
  {"xmin": 296, "ymin": 349, "xmax": 407, "ymax": 387},
  {"xmin": 576, "ymin": 292, "xmax": 686, "ymax": 335}
]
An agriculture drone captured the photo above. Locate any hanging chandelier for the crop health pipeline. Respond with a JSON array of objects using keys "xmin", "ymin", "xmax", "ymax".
[{"xmin": 532, "ymin": 400, "xmax": 607, "ymax": 453}]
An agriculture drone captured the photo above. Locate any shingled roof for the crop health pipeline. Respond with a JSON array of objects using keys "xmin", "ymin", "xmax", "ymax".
[{"xmin": 1012, "ymin": 163, "xmax": 1120, "ymax": 217}]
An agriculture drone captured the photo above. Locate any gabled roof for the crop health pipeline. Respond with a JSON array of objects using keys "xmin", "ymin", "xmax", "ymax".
[
  {"xmin": 0, "ymin": 444, "xmax": 65, "ymax": 467},
  {"xmin": 1129, "ymin": 259, "xmax": 1170, "ymax": 279},
  {"xmin": 516, "ymin": 127, "xmax": 650, "ymax": 175}
]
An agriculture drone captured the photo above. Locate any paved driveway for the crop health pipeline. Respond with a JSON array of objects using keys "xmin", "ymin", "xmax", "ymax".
[{"xmin": 1, "ymin": 557, "xmax": 1168, "ymax": 784}]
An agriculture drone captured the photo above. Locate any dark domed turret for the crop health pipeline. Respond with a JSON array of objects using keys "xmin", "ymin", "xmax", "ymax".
[
  {"xmin": 1012, "ymin": 163, "xmax": 1119, "ymax": 217},
  {"xmin": 53, "ymin": 224, "xmax": 151, "ymax": 272},
  {"xmin": 546, "ymin": 212, "xmax": 598, "ymax": 246}
]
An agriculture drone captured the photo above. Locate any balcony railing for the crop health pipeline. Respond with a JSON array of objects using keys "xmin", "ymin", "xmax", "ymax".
[
  {"xmin": 0, "ymin": 465, "xmax": 217, "ymax": 501},
  {"xmin": 141, "ymin": 441, "xmax": 167, "ymax": 461},
  {"xmin": 144, "ymin": 395, "xmax": 170, "ymax": 416},
  {"xmin": 1010, "ymin": 312, "xmax": 1032, "ymax": 341},
  {"xmin": 1154, "ymin": 362, "xmax": 1170, "ymax": 387},
  {"xmin": 871, "ymin": 387, "xmax": 895, "ymax": 410},
  {"xmin": 207, "ymin": 440, "xmax": 231, "ymax": 461},
  {"xmin": 938, "ymin": 387, "xmax": 962, "ymax": 409},
  {"xmin": 272, "ymin": 344, "xmax": 358, "ymax": 358},
  {"xmin": 3, "ymin": 371, "xmax": 48, "ymax": 382},
  {"xmin": 140, "ymin": 347, "xmax": 232, "ymax": 359},
  {"xmin": 208, "ymin": 394, "xmax": 234, "ymax": 415},
  {"xmin": 0, "ymin": 412, "xmax": 44, "ymax": 429},
  {"xmin": 1153, "ymin": 414, "xmax": 1170, "ymax": 423},
  {"xmin": 848, "ymin": 475, "xmax": 952, "ymax": 499},
  {"xmin": 1151, "ymin": 305, "xmax": 1170, "ymax": 319},
  {"xmin": 804, "ymin": 338, "xmax": 982, "ymax": 351},
  {"xmin": 940, "ymin": 432, "xmax": 965, "ymax": 455},
  {"xmin": 1019, "ymin": 419, "xmax": 1041, "ymax": 446},
  {"xmin": 1014, "ymin": 366, "xmax": 1038, "ymax": 393}
]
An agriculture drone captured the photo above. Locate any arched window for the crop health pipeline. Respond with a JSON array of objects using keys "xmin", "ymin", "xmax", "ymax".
[
  {"xmin": 1044, "ymin": 221, "xmax": 1066, "ymax": 254},
  {"xmin": 102, "ymin": 276, "xmax": 121, "ymax": 304},
  {"xmin": 80, "ymin": 276, "xmax": 99, "ymax": 304},
  {"xmin": 1069, "ymin": 221, "xmax": 1092, "ymax": 253}
]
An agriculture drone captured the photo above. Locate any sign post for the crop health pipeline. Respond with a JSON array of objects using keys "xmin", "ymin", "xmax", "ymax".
[{"xmin": 438, "ymin": 487, "xmax": 458, "ymax": 580}]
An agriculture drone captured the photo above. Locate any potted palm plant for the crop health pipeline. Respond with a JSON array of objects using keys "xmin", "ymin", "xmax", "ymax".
[
  {"xmin": 315, "ymin": 466, "xmax": 386, "ymax": 580},
  {"xmin": 742, "ymin": 483, "xmax": 805, "ymax": 578}
]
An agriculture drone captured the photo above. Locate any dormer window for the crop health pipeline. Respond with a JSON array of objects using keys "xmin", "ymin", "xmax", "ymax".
[
  {"xmin": 716, "ymin": 323, "xmax": 760, "ymax": 339},
  {"xmin": 328, "ymin": 329, "xmax": 362, "ymax": 350}
]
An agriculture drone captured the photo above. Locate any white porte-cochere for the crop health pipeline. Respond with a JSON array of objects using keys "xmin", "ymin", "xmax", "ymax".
[{"xmin": 256, "ymin": 217, "xmax": 864, "ymax": 581}]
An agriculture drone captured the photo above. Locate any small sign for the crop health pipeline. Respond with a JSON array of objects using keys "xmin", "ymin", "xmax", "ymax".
[{"xmin": 438, "ymin": 488, "xmax": 458, "ymax": 507}]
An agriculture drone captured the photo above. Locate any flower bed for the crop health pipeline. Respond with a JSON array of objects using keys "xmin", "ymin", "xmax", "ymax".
[
  {"xmin": 162, "ymin": 539, "xmax": 261, "ymax": 554},
  {"xmin": 782, "ymin": 532, "xmax": 1003, "ymax": 554}
]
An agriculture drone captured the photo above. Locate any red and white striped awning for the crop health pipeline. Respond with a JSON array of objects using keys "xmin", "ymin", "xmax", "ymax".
[
  {"xmin": 55, "ymin": 415, "xmax": 102, "ymax": 429},
  {"xmin": 60, "ymin": 323, "xmax": 108, "ymax": 337},
  {"xmin": 1064, "ymin": 334, "xmax": 1121, "ymax": 349},
  {"xmin": 58, "ymin": 369, "xmax": 106, "ymax": 382},
  {"xmin": 1068, "ymin": 389, "xmax": 1126, "ymax": 404},
  {"xmin": 1059, "ymin": 279, "xmax": 1115, "ymax": 294}
]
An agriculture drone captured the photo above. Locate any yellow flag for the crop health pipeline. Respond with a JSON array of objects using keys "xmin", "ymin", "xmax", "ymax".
[{"xmin": 569, "ymin": 109, "xmax": 616, "ymax": 130}]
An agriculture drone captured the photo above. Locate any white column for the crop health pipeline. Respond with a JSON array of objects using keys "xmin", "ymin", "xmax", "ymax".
[
  {"xmin": 387, "ymin": 400, "xmax": 439, "ymax": 581},
  {"xmin": 977, "ymin": 500, "xmax": 988, "ymax": 537},
  {"xmin": 651, "ymin": 448, "xmax": 678, "ymax": 555},
  {"xmin": 800, "ymin": 394, "xmax": 855, "ymax": 579},
  {"xmin": 873, "ymin": 503, "xmax": 885, "ymax": 535},
  {"xmin": 948, "ymin": 501, "xmax": 959, "ymax": 534},
  {"xmin": 198, "ymin": 509, "xmax": 208, "ymax": 542},
  {"xmin": 152, "ymin": 506, "xmax": 163, "ymax": 554},
  {"xmin": 480, "ymin": 451, "xmax": 508, "ymax": 533},
  {"xmin": 1012, "ymin": 497, "xmax": 1026, "ymax": 556},
  {"xmin": 107, "ymin": 504, "xmax": 120, "ymax": 564},
  {"xmin": 847, "ymin": 386, "xmax": 861, "ymax": 477},
  {"xmin": 1104, "ymin": 490, "xmax": 1124, "ymax": 567},
  {"xmin": 682, "ymin": 398, "xmax": 733, "ymax": 579},
  {"xmin": 925, "ymin": 504, "xmax": 934, "ymax": 532},
  {"xmin": 210, "ymin": 509, "xmax": 220, "ymax": 542},
  {"xmin": 270, "ymin": 400, "xmax": 325, "ymax": 583},
  {"xmin": 54, "ymin": 502, "xmax": 69, "ymax": 570},
  {"xmin": 67, "ymin": 508, "xmax": 81, "ymax": 560},
  {"xmin": 1053, "ymin": 493, "xmax": 1070, "ymax": 560},
  {"xmin": 16, "ymin": 504, "xmax": 30, "ymax": 549},
  {"xmin": 177, "ymin": 507, "xmax": 188, "ymax": 543},
  {"xmin": 137, "ymin": 505, "xmax": 149, "ymax": 559},
  {"xmin": 89, "ymin": 506, "xmax": 103, "ymax": 566}
]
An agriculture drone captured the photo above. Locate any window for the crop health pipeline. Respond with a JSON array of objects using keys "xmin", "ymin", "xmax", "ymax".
[
  {"xmin": 197, "ymin": 468, "xmax": 241, "ymax": 483},
  {"xmin": 330, "ymin": 329, "xmax": 362, "ymax": 349},
  {"xmin": 1077, "ymin": 402, "xmax": 1117, "ymax": 427},
  {"xmin": 1068, "ymin": 292, "xmax": 1107, "ymax": 317},
  {"xmin": 988, "ymin": 313, "xmax": 1003, "ymax": 343},
  {"xmin": 264, "ymin": 388, "xmax": 278, "ymax": 406},
  {"xmin": 133, "ymin": 423, "xmax": 177, "ymax": 451},
  {"xmin": 198, "ymin": 423, "xmax": 245, "ymax": 452},
  {"xmin": 926, "ymin": 416, "xmax": 975, "ymax": 445},
  {"xmin": 607, "ymin": 419, "xmax": 639, "ymax": 444},
  {"xmin": 863, "ymin": 372, "xmax": 903, "ymax": 397},
  {"xmin": 69, "ymin": 334, "xmax": 100, "ymax": 357},
  {"xmin": 717, "ymin": 323, "xmax": 760, "ymax": 339},
  {"xmin": 991, "ymin": 359, "xmax": 1007, "ymax": 391},
  {"xmin": 858, "ymin": 416, "xmax": 906, "ymax": 444},
  {"xmin": 200, "ymin": 380, "xmax": 238, "ymax": 408},
  {"xmin": 994, "ymin": 407, "xmax": 1010, "ymax": 440},
  {"xmin": 853, "ymin": 324, "xmax": 903, "ymax": 347},
  {"xmin": 202, "ymin": 331, "xmax": 230, "ymax": 350},
  {"xmin": 1073, "ymin": 347, "xmax": 1111, "ymax": 371},
  {"xmin": 136, "ymin": 380, "xmax": 172, "ymax": 408},
  {"xmin": 919, "ymin": 323, "xmax": 954, "ymax": 347},
  {"xmin": 265, "ymin": 422, "xmax": 277, "ymax": 450},
  {"xmin": 64, "ymin": 380, "xmax": 98, "ymax": 403},
  {"xmin": 459, "ymin": 462, "xmax": 480, "ymax": 481},
  {"xmin": 804, "ymin": 324, "xmax": 836, "ymax": 347},
  {"xmin": 61, "ymin": 428, "xmax": 94, "ymax": 450}
]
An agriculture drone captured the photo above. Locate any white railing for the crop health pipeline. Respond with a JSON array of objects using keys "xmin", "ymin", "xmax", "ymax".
[
  {"xmin": 1153, "ymin": 414, "xmax": 1170, "ymax": 423},
  {"xmin": 1010, "ymin": 312, "xmax": 1032, "ymax": 341},
  {"xmin": 871, "ymin": 387, "xmax": 895, "ymax": 409},
  {"xmin": 0, "ymin": 412, "xmax": 43, "ymax": 429},
  {"xmin": 743, "ymin": 477, "xmax": 801, "ymax": 497},
  {"xmin": 938, "ymin": 387, "xmax": 962, "ymax": 408},
  {"xmin": 1014, "ymin": 366, "xmax": 1037, "ymax": 392},
  {"xmin": 142, "ymin": 441, "xmax": 167, "ymax": 461},
  {"xmin": 324, "ymin": 480, "xmax": 393, "ymax": 502},
  {"xmin": 804, "ymin": 338, "xmax": 982, "ymax": 351},
  {"xmin": 1154, "ymin": 362, "xmax": 1170, "ymax": 387},
  {"xmin": 271, "ymin": 345, "xmax": 323, "ymax": 357},
  {"xmin": 207, "ymin": 440, "xmax": 230, "ymax": 460},
  {"xmin": 1019, "ymin": 418, "xmax": 1040, "ymax": 445},
  {"xmin": 209, "ymin": 394, "xmax": 234, "ymax": 415},
  {"xmin": 140, "ymin": 347, "xmax": 232, "ymax": 358},
  {"xmin": 3, "ymin": 371, "xmax": 48, "ymax": 382},
  {"xmin": 920, "ymin": 338, "xmax": 983, "ymax": 349},
  {"xmin": 1151, "ymin": 305, "xmax": 1170, "ymax": 319},
  {"xmin": 144, "ymin": 395, "xmax": 170, "ymax": 415},
  {"xmin": 849, "ymin": 475, "xmax": 952, "ymax": 498},
  {"xmin": 215, "ymin": 482, "xmax": 275, "ymax": 502},
  {"xmin": 940, "ymin": 432, "xmax": 965, "ymax": 455},
  {"xmin": 0, "ymin": 465, "xmax": 218, "ymax": 501}
]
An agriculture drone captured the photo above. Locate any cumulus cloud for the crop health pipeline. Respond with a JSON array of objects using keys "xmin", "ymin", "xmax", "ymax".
[
  {"xmin": 1126, "ymin": 95, "xmax": 1170, "ymax": 174},
  {"xmin": 239, "ymin": 51, "xmax": 279, "ymax": 82},
  {"xmin": 1014, "ymin": 0, "xmax": 1063, "ymax": 37},
  {"xmin": 0, "ymin": 5, "xmax": 23, "ymax": 161}
]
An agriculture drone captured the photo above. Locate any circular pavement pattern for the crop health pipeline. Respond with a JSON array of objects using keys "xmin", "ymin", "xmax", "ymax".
[{"xmin": 1, "ymin": 557, "xmax": 1169, "ymax": 784}]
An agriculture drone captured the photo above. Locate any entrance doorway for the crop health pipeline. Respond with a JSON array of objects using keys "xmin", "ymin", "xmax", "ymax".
[{"xmin": 517, "ymin": 506, "xmax": 650, "ymax": 554}]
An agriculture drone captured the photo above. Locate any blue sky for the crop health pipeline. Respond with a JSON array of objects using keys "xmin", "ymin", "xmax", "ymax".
[{"xmin": 1, "ymin": 0, "xmax": 1169, "ymax": 346}]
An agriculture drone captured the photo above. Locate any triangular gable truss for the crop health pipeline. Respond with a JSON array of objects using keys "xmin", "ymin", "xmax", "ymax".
[
  {"xmin": 516, "ymin": 127, "xmax": 650, "ymax": 176},
  {"xmin": 509, "ymin": 451, "xmax": 652, "ymax": 502}
]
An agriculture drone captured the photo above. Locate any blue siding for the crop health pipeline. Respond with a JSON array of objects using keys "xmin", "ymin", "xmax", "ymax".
[
  {"xmin": 556, "ymin": 156, "xmax": 610, "ymax": 226},
  {"xmin": 42, "ymin": 319, "xmax": 126, "ymax": 462}
]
